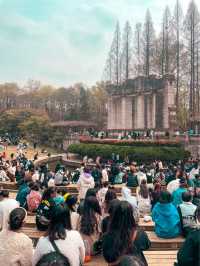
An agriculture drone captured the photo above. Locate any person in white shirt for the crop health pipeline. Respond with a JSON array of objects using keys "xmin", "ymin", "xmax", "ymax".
[
  {"xmin": 102, "ymin": 165, "xmax": 109, "ymax": 182},
  {"xmin": 77, "ymin": 167, "xmax": 95, "ymax": 200},
  {"xmin": 0, "ymin": 190, "xmax": 19, "ymax": 230},
  {"xmin": 136, "ymin": 167, "xmax": 147, "ymax": 186},
  {"xmin": 0, "ymin": 166, "xmax": 9, "ymax": 182},
  {"xmin": 33, "ymin": 204, "xmax": 85, "ymax": 266},
  {"xmin": 0, "ymin": 207, "xmax": 33, "ymax": 266}
]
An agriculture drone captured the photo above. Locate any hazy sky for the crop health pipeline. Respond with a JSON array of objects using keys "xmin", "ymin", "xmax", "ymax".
[{"xmin": 0, "ymin": 0, "xmax": 199, "ymax": 87}]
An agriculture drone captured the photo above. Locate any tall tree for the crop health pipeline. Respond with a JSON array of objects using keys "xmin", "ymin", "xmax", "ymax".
[
  {"xmin": 102, "ymin": 22, "xmax": 121, "ymax": 85},
  {"xmin": 142, "ymin": 10, "xmax": 156, "ymax": 77},
  {"xmin": 184, "ymin": 0, "xmax": 200, "ymax": 117},
  {"xmin": 161, "ymin": 6, "xmax": 172, "ymax": 75},
  {"xmin": 173, "ymin": 0, "xmax": 183, "ymax": 106},
  {"xmin": 134, "ymin": 23, "xmax": 143, "ymax": 76},
  {"xmin": 121, "ymin": 21, "xmax": 133, "ymax": 81}
]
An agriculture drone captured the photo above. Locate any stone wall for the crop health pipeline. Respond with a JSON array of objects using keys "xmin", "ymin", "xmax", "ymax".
[{"xmin": 107, "ymin": 76, "xmax": 176, "ymax": 131}]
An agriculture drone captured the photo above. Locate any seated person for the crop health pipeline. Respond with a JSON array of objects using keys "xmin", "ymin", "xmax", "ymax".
[
  {"xmin": 152, "ymin": 191, "xmax": 181, "ymax": 238},
  {"xmin": 172, "ymin": 178, "xmax": 188, "ymax": 207},
  {"xmin": 137, "ymin": 180, "xmax": 151, "ymax": 217},
  {"xmin": 177, "ymin": 206, "xmax": 200, "ymax": 266},
  {"xmin": 127, "ymin": 170, "xmax": 138, "ymax": 187},
  {"xmin": 27, "ymin": 183, "xmax": 41, "ymax": 212},
  {"xmin": 0, "ymin": 207, "xmax": 33, "ymax": 265},
  {"xmin": 102, "ymin": 201, "xmax": 150, "ymax": 266},
  {"xmin": 178, "ymin": 191, "xmax": 197, "ymax": 237}
]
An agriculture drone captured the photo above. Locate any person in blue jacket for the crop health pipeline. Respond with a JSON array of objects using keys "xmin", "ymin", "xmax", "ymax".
[{"xmin": 152, "ymin": 191, "xmax": 181, "ymax": 238}]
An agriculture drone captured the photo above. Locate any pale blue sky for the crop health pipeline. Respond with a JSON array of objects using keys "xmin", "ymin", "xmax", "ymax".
[{"xmin": 0, "ymin": 0, "xmax": 199, "ymax": 87}]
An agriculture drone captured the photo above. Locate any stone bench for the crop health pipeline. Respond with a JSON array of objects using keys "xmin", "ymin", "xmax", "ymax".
[
  {"xmin": 146, "ymin": 232, "xmax": 184, "ymax": 250},
  {"xmin": 84, "ymin": 251, "xmax": 177, "ymax": 266},
  {"xmin": 21, "ymin": 227, "xmax": 184, "ymax": 251},
  {"xmin": 24, "ymin": 216, "xmax": 155, "ymax": 231}
]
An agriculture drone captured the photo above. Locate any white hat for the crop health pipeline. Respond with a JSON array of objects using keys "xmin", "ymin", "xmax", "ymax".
[{"xmin": 48, "ymin": 178, "xmax": 55, "ymax": 188}]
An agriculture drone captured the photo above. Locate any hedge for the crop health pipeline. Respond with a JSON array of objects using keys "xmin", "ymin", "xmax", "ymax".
[
  {"xmin": 80, "ymin": 139, "xmax": 182, "ymax": 147},
  {"xmin": 68, "ymin": 143, "xmax": 190, "ymax": 163}
]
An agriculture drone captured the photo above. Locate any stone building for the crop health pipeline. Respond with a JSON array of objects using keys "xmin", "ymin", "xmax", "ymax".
[{"xmin": 107, "ymin": 75, "xmax": 177, "ymax": 131}]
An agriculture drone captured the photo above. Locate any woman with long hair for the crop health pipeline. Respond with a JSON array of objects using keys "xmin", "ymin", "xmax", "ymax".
[
  {"xmin": 102, "ymin": 201, "xmax": 150, "ymax": 266},
  {"xmin": 80, "ymin": 196, "xmax": 101, "ymax": 257},
  {"xmin": 33, "ymin": 204, "xmax": 85, "ymax": 266},
  {"xmin": 0, "ymin": 207, "xmax": 33, "ymax": 265},
  {"xmin": 137, "ymin": 180, "xmax": 151, "ymax": 217}
]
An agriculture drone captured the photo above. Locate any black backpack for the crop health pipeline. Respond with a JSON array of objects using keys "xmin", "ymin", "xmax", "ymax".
[{"xmin": 36, "ymin": 240, "xmax": 70, "ymax": 266}]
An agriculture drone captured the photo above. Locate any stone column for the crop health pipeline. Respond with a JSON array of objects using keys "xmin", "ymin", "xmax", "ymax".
[
  {"xmin": 152, "ymin": 93, "xmax": 156, "ymax": 129},
  {"xmin": 147, "ymin": 95, "xmax": 152, "ymax": 129},
  {"xmin": 137, "ymin": 95, "xmax": 145, "ymax": 129},
  {"xmin": 121, "ymin": 97, "xmax": 126, "ymax": 130}
]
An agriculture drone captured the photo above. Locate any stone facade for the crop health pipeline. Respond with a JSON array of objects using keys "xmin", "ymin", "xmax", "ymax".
[{"xmin": 107, "ymin": 75, "xmax": 176, "ymax": 131}]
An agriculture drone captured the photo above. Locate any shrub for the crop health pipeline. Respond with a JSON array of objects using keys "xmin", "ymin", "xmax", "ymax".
[{"xmin": 68, "ymin": 143, "xmax": 190, "ymax": 163}]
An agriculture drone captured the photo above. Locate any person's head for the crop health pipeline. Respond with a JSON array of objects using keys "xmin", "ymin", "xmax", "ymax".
[
  {"xmin": 0, "ymin": 190, "xmax": 4, "ymax": 201},
  {"xmin": 182, "ymin": 191, "xmax": 192, "ymax": 203},
  {"xmin": 108, "ymin": 199, "xmax": 121, "ymax": 217},
  {"xmin": 117, "ymin": 256, "xmax": 145, "ymax": 266},
  {"xmin": 104, "ymin": 201, "xmax": 136, "ymax": 263},
  {"xmin": 9, "ymin": 208, "xmax": 26, "ymax": 231},
  {"xmin": 42, "ymin": 187, "xmax": 57, "ymax": 201},
  {"xmin": 103, "ymin": 181, "xmax": 109, "ymax": 188},
  {"xmin": 195, "ymin": 205, "xmax": 200, "ymax": 224},
  {"xmin": 80, "ymin": 196, "xmax": 101, "ymax": 236},
  {"xmin": 179, "ymin": 178, "xmax": 187, "ymax": 188},
  {"xmin": 105, "ymin": 189, "xmax": 117, "ymax": 211},
  {"xmin": 159, "ymin": 191, "xmax": 172, "ymax": 204},
  {"xmin": 31, "ymin": 182, "xmax": 40, "ymax": 191},
  {"xmin": 139, "ymin": 179, "xmax": 149, "ymax": 199},
  {"xmin": 2, "ymin": 190, "xmax": 9, "ymax": 198},
  {"xmin": 85, "ymin": 188, "xmax": 97, "ymax": 198},
  {"xmin": 48, "ymin": 204, "xmax": 72, "ymax": 242},
  {"xmin": 65, "ymin": 195, "xmax": 77, "ymax": 212},
  {"xmin": 83, "ymin": 166, "xmax": 90, "ymax": 174}
]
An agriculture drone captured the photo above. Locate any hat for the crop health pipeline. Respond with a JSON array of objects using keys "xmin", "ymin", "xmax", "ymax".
[{"xmin": 48, "ymin": 178, "xmax": 55, "ymax": 187}]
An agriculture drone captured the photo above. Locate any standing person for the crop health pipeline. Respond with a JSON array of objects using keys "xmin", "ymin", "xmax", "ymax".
[
  {"xmin": 79, "ymin": 196, "xmax": 101, "ymax": 258},
  {"xmin": 102, "ymin": 165, "xmax": 109, "ymax": 183},
  {"xmin": 91, "ymin": 165, "xmax": 102, "ymax": 186},
  {"xmin": 102, "ymin": 201, "xmax": 150, "ymax": 266},
  {"xmin": 33, "ymin": 205, "xmax": 85, "ymax": 266},
  {"xmin": 0, "ymin": 208, "xmax": 33, "ymax": 265},
  {"xmin": 0, "ymin": 190, "xmax": 19, "ymax": 230},
  {"xmin": 177, "ymin": 206, "xmax": 200, "ymax": 266},
  {"xmin": 137, "ymin": 180, "xmax": 151, "ymax": 217},
  {"xmin": 136, "ymin": 167, "xmax": 147, "ymax": 186},
  {"xmin": 77, "ymin": 167, "xmax": 95, "ymax": 200},
  {"xmin": 152, "ymin": 191, "xmax": 181, "ymax": 238},
  {"xmin": 36, "ymin": 187, "xmax": 56, "ymax": 231}
]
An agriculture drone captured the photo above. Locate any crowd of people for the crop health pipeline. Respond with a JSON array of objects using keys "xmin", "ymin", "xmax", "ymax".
[{"xmin": 0, "ymin": 148, "xmax": 200, "ymax": 265}]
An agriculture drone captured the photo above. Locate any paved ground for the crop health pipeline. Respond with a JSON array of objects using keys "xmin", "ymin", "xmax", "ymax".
[{"xmin": 5, "ymin": 145, "xmax": 57, "ymax": 160}]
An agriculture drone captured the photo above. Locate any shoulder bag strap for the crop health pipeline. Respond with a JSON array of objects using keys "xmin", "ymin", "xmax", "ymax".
[{"xmin": 50, "ymin": 240, "xmax": 63, "ymax": 255}]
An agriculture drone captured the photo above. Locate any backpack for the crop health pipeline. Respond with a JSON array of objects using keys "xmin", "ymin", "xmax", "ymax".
[{"xmin": 36, "ymin": 240, "xmax": 70, "ymax": 266}]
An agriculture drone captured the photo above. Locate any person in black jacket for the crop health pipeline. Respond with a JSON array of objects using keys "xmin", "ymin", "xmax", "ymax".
[{"xmin": 177, "ymin": 205, "xmax": 200, "ymax": 266}]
